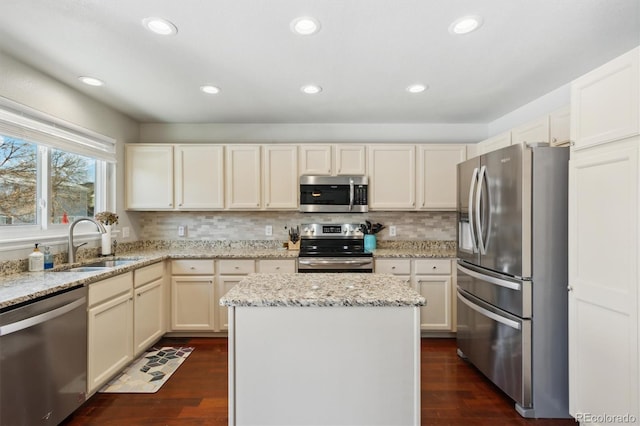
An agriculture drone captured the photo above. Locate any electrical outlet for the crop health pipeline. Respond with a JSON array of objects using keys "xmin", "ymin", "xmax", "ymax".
[
  {"xmin": 389, "ymin": 225, "xmax": 397, "ymax": 237},
  {"xmin": 122, "ymin": 227, "xmax": 130, "ymax": 238},
  {"xmin": 178, "ymin": 225, "xmax": 186, "ymax": 237},
  {"xmin": 265, "ymin": 225, "xmax": 273, "ymax": 236}
]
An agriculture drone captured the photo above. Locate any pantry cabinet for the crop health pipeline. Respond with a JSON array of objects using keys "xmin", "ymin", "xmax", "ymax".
[
  {"xmin": 417, "ymin": 145, "xmax": 466, "ymax": 210},
  {"xmin": 368, "ymin": 145, "xmax": 416, "ymax": 210},
  {"xmin": 87, "ymin": 272, "xmax": 134, "ymax": 394},
  {"xmin": 170, "ymin": 260, "xmax": 216, "ymax": 331},
  {"xmin": 570, "ymin": 47, "xmax": 639, "ymax": 150},
  {"xmin": 125, "ymin": 144, "xmax": 174, "ymax": 210}
]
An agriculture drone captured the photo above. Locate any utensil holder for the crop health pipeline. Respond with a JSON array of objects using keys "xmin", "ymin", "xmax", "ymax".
[
  {"xmin": 288, "ymin": 240, "xmax": 300, "ymax": 250},
  {"xmin": 364, "ymin": 234, "xmax": 376, "ymax": 253}
]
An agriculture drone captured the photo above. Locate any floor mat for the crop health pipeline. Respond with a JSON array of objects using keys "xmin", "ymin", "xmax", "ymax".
[{"xmin": 100, "ymin": 346, "xmax": 194, "ymax": 393}]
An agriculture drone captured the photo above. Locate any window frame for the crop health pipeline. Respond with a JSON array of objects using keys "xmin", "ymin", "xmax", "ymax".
[{"xmin": 0, "ymin": 98, "xmax": 116, "ymax": 247}]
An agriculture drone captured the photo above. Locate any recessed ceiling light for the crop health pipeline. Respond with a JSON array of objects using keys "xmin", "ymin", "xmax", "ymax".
[
  {"xmin": 290, "ymin": 17, "xmax": 321, "ymax": 35},
  {"xmin": 301, "ymin": 84, "xmax": 322, "ymax": 94},
  {"xmin": 142, "ymin": 17, "xmax": 178, "ymax": 35},
  {"xmin": 448, "ymin": 15, "xmax": 483, "ymax": 35},
  {"xmin": 200, "ymin": 85, "xmax": 221, "ymax": 94},
  {"xmin": 406, "ymin": 84, "xmax": 428, "ymax": 93},
  {"xmin": 78, "ymin": 76, "xmax": 104, "ymax": 87}
]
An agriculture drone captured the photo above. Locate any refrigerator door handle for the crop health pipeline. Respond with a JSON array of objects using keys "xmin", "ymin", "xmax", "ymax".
[
  {"xmin": 457, "ymin": 290, "xmax": 521, "ymax": 330},
  {"xmin": 468, "ymin": 167, "xmax": 479, "ymax": 253},
  {"xmin": 475, "ymin": 165, "xmax": 487, "ymax": 254},
  {"xmin": 457, "ymin": 263, "xmax": 522, "ymax": 291}
]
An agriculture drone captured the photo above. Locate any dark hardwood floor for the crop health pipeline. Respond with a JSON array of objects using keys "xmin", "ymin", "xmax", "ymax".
[{"xmin": 61, "ymin": 337, "xmax": 576, "ymax": 426}]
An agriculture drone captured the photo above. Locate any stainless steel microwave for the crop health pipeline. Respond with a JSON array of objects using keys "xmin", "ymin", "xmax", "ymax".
[{"xmin": 299, "ymin": 175, "xmax": 368, "ymax": 213}]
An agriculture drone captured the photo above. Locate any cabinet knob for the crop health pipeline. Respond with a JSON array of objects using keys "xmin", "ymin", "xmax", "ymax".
[
  {"xmin": 235, "ymin": 266, "xmax": 239, "ymax": 269},
  {"xmin": 179, "ymin": 203, "xmax": 182, "ymax": 207},
  {"xmin": 567, "ymin": 286, "xmax": 573, "ymax": 292},
  {"xmin": 391, "ymin": 266, "xmax": 396, "ymax": 270},
  {"xmin": 552, "ymin": 137, "xmax": 558, "ymax": 143},
  {"xmin": 432, "ymin": 266, "xmax": 437, "ymax": 270},
  {"xmin": 276, "ymin": 266, "xmax": 280, "ymax": 270}
]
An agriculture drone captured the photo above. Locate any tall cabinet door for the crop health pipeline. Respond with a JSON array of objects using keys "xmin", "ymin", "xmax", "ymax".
[
  {"xmin": 418, "ymin": 144, "xmax": 466, "ymax": 210},
  {"xmin": 568, "ymin": 141, "xmax": 639, "ymax": 419},
  {"xmin": 125, "ymin": 144, "xmax": 174, "ymax": 210},
  {"xmin": 263, "ymin": 145, "xmax": 298, "ymax": 209},
  {"xmin": 226, "ymin": 145, "xmax": 261, "ymax": 209},
  {"xmin": 175, "ymin": 145, "xmax": 224, "ymax": 209},
  {"xmin": 368, "ymin": 145, "xmax": 415, "ymax": 210}
]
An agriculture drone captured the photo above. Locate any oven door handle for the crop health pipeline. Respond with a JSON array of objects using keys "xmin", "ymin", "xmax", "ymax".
[{"xmin": 299, "ymin": 259, "xmax": 372, "ymax": 266}]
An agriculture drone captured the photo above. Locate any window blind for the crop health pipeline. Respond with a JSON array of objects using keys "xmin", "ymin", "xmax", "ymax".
[{"xmin": 0, "ymin": 98, "xmax": 116, "ymax": 162}]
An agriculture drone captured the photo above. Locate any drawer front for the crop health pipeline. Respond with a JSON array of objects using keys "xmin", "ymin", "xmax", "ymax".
[
  {"xmin": 134, "ymin": 262, "xmax": 164, "ymax": 288},
  {"xmin": 218, "ymin": 259, "xmax": 256, "ymax": 275},
  {"xmin": 374, "ymin": 259, "xmax": 411, "ymax": 275},
  {"xmin": 257, "ymin": 259, "xmax": 296, "ymax": 274},
  {"xmin": 171, "ymin": 259, "xmax": 215, "ymax": 275},
  {"xmin": 88, "ymin": 272, "xmax": 133, "ymax": 306},
  {"xmin": 414, "ymin": 259, "xmax": 451, "ymax": 275}
]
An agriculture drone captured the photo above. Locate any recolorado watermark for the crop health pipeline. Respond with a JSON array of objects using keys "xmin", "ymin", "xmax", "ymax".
[{"xmin": 575, "ymin": 412, "xmax": 637, "ymax": 424}]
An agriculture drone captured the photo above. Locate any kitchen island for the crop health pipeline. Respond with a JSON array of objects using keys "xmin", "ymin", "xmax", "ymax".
[{"xmin": 220, "ymin": 273, "xmax": 425, "ymax": 426}]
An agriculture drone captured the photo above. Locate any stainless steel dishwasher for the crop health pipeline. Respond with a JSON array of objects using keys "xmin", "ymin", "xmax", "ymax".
[{"xmin": 0, "ymin": 285, "xmax": 87, "ymax": 425}]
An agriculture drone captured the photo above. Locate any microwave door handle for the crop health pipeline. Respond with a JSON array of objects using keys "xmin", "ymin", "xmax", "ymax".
[
  {"xmin": 349, "ymin": 178, "xmax": 354, "ymax": 211},
  {"xmin": 475, "ymin": 165, "xmax": 487, "ymax": 254},
  {"xmin": 468, "ymin": 167, "xmax": 479, "ymax": 253}
]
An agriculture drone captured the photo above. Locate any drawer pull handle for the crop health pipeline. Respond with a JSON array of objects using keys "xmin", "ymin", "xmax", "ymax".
[
  {"xmin": 391, "ymin": 266, "xmax": 396, "ymax": 269},
  {"xmin": 432, "ymin": 266, "xmax": 437, "ymax": 269},
  {"xmin": 190, "ymin": 266, "xmax": 196, "ymax": 270}
]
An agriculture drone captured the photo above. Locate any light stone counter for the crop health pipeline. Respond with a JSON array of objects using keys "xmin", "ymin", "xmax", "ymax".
[{"xmin": 220, "ymin": 272, "xmax": 425, "ymax": 307}]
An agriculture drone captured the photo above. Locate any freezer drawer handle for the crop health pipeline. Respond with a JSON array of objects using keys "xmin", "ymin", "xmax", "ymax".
[
  {"xmin": 457, "ymin": 291, "xmax": 520, "ymax": 330},
  {"xmin": 0, "ymin": 296, "xmax": 86, "ymax": 337},
  {"xmin": 457, "ymin": 264, "xmax": 522, "ymax": 291}
]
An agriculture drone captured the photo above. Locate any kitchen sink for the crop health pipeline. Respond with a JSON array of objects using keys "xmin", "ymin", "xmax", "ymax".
[{"xmin": 60, "ymin": 258, "xmax": 141, "ymax": 272}]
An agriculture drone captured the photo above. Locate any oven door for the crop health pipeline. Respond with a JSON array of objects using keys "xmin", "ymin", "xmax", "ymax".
[{"xmin": 297, "ymin": 257, "xmax": 373, "ymax": 273}]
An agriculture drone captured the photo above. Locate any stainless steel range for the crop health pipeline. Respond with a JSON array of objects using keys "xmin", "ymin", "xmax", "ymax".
[{"xmin": 297, "ymin": 223, "xmax": 373, "ymax": 273}]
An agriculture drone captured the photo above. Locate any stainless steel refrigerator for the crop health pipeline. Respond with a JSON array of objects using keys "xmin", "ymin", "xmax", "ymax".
[{"xmin": 456, "ymin": 142, "xmax": 570, "ymax": 418}]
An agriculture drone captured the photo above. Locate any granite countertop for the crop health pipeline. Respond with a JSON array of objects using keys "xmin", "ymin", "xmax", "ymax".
[{"xmin": 220, "ymin": 273, "xmax": 425, "ymax": 307}]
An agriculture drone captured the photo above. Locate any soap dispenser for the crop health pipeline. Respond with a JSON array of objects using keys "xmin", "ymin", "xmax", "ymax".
[
  {"xmin": 28, "ymin": 243, "xmax": 45, "ymax": 272},
  {"xmin": 43, "ymin": 246, "xmax": 54, "ymax": 270}
]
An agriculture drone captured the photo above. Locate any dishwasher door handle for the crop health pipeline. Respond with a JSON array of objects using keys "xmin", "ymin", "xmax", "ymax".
[{"xmin": 0, "ymin": 296, "xmax": 86, "ymax": 337}]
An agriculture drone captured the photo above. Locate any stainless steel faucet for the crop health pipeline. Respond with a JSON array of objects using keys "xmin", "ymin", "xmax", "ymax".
[{"xmin": 68, "ymin": 217, "xmax": 106, "ymax": 264}]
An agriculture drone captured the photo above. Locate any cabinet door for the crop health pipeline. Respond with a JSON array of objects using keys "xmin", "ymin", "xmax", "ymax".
[
  {"xmin": 134, "ymin": 278, "xmax": 164, "ymax": 356},
  {"xmin": 511, "ymin": 116, "xmax": 550, "ymax": 145},
  {"xmin": 368, "ymin": 145, "xmax": 415, "ymax": 210},
  {"xmin": 417, "ymin": 145, "xmax": 466, "ymax": 210},
  {"xmin": 264, "ymin": 145, "xmax": 298, "ymax": 209},
  {"xmin": 125, "ymin": 144, "xmax": 174, "ymax": 210},
  {"xmin": 299, "ymin": 145, "xmax": 332, "ymax": 175},
  {"xmin": 170, "ymin": 276, "xmax": 215, "ymax": 331},
  {"xmin": 226, "ymin": 145, "xmax": 261, "ymax": 209},
  {"xmin": 414, "ymin": 275, "xmax": 452, "ymax": 331},
  {"xmin": 217, "ymin": 276, "xmax": 244, "ymax": 331},
  {"xmin": 478, "ymin": 132, "xmax": 512, "ymax": 154},
  {"xmin": 568, "ymin": 141, "xmax": 639, "ymax": 418},
  {"xmin": 175, "ymin": 145, "xmax": 224, "ymax": 209},
  {"xmin": 571, "ymin": 47, "xmax": 639, "ymax": 150},
  {"xmin": 335, "ymin": 145, "xmax": 366, "ymax": 175},
  {"xmin": 549, "ymin": 106, "xmax": 571, "ymax": 147},
  {"xmin": 87, "ymin": 291, "xmax": 133, "ymax": 393}
]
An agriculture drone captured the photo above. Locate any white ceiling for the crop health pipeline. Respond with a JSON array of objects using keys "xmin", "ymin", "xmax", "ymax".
[{"xmin": 0, "ymin": 0, "xmax": 638, "ymax": 124}]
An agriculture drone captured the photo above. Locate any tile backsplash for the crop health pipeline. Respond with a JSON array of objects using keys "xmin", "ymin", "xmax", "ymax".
[{"xmin": 134, "ymin": 210, "xmax": 456, "ymax": 241}]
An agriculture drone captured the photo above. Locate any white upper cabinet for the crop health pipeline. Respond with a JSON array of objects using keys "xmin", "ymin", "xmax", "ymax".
[
  {"xmin": 477, "ymin": 132, "xmax": 512, "ymax": 154},
  {"xmin": 549, "ymin": 106, "xmax": 571, "ymax": 147},
  {"xmin": 225, "ymin": 145, "xmax": 261, "ymax": 209},
  {"xmin": 334, "ymin": 144, "xmax": 366, "ymax": 175},
  {"xmin": 175, "ymin": 145, "xmax": 224, "ymax": 209},
  {"xmin": 125, "ymin": 144, "xmax": 174, "ymax": 210},
  {"xmin": 417, "ymin": 145, "xmax": 466, "ymax": 210},
  {"xmin": 299, "ymin": 144, "xmax": 366, "ymax": 176},
  {"xmin": 571, "ymin": 46, "xmax": 639, "ymax": 150},
  {"xmin": 368, "ymin": 145, "xmax": 416, "ymax": 210},
  {"xmin": 263, "ymin": 145, "xmax": 298, "ymax": 209},
  {"xmin": 511, "ymin": 116, "xmax": 550, "ymax": 145}
]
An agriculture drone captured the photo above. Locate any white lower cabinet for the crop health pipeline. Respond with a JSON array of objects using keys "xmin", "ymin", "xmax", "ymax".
[
  {"xmin": 374, "ymin": 257, "xmax": 454, "ymax": 331},
  {"xmin": 218, "ymin": 259, "xmax": 256, "ymax": 331},
  {"xmin": 133, "ymin": 262, "xmax": 165, "ymax": 356},
  {"xmin": 170, "ymin": 260, "xmax": 216, "ymax": 331},
  {"xmin": 87, "ymin": 273, "xmax": 134, "ymax": 394}
]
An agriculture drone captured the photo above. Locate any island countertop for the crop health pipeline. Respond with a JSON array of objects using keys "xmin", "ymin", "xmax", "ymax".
[{"xmin": 219, "ymin": 272, "xmax": 425, "ymax": 308}]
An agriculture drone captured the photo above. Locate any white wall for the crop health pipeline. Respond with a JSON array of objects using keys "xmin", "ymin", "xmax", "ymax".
[{"xmin": 0, "ymin": 51, "xmax": 140, "ymax": 260}]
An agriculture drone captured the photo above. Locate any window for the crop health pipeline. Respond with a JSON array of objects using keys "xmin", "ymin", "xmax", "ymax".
[{"xmin": 0, "ymin": 99, "xmax": 115, "ymax": 239}]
